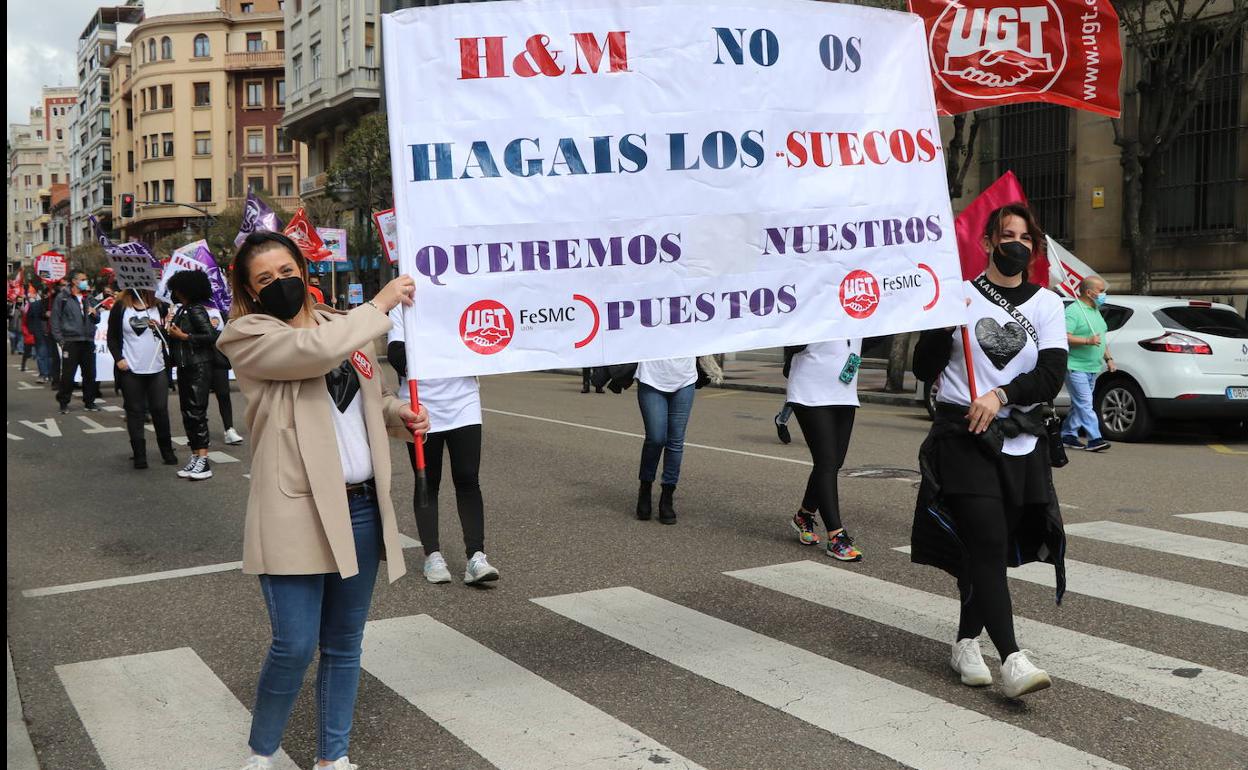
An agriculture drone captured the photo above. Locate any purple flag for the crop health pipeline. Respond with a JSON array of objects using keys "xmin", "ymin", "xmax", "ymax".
[
  {"xmin": 234, "ymin": 191, "xmax": 284, "ymax": 249},
  {"xmin": 191, "ymin": 244, "xmax": 234, "ymax": 315},
  {"xmin": 89, "ymin": 215, "xmax": 162, "ymax": 271}
]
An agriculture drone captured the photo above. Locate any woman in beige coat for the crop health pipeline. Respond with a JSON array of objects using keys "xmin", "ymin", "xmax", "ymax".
[{"xmin": 218, "ymin": 231, "xmax": 429, "ymax": 770}]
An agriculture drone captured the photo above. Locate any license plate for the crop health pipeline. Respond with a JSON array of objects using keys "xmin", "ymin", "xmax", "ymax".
[{"xmin": 1228, "ymin": 387, "xmax": 1248, "ymax": 400}]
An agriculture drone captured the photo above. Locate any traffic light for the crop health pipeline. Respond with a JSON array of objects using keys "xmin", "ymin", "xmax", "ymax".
[{"xmin": 120, "ymin": 193, "xmax": 135, "ymax": 218}]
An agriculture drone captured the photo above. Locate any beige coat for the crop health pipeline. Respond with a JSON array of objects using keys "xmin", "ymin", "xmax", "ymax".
[{"xmin": 217, "ymin": 304, "xmax": 409, "ymax": 583}]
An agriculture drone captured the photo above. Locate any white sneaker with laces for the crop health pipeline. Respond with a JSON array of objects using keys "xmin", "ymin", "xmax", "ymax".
[
  {"xmin": 224, "ymin": 427, "xmax": 245, "ymax": 445},
  {"xmin": 423, "ymin": 552, "xmax": 452, "ymax": 584},
  {"xmin": 240, "ymin": 755, "xmax": 273, "ymax": 769},
  {"xmin": 463, "ymin": 551, "xmax": 499, "ymax": 584},
  {"xmin": 950, "ymin": 638, "xmax": 992, "ymax": 686},
  {"xmin": 1001, "ymin": 650, "xmax": 1052, "ymax": 698},
  {"xmin": 311, "ymin": 758, "xmax": 358, "ymax": 770}
]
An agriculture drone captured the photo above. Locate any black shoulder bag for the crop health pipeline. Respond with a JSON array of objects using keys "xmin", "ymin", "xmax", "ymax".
[{"xmin": 971, "ymin": 276, "xmax": 1068, "ymax": 469}]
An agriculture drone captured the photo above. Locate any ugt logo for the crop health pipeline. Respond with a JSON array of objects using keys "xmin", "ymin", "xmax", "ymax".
[
  {"xmin": 460, "ymin": 299, "xmax": 515, "ymax": 355},
  {"xmin": 930, "ymin": 0, "xmax": 1065, "ymax": 97},
  {"xmin": 840, "ymin": 270, "xmax": 880, "ymax": 320}
]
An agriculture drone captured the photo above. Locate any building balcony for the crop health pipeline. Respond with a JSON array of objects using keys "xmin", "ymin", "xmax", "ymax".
[
  {"xmin": 300, "ymin": 172, "xmax": 327, "ymax": 196},
  {"xmin": 229, "ymin": 195, "xmax": 300, "ymax": 212},
  {"xmin": 224, "ymin": 50, "xmax": 285, "ymax": 72}
]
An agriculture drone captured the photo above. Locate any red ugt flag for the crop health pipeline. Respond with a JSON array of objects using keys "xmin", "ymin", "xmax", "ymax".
[
  {"xmin": 909, "ymin": 0, "xmax": 1122, "ymax": 117},
  {"xmin": 955, "ymin": 171, "xmax": 1051, "ymax": 287},
  {"xmin": 283, "ymin": 208, "xmax": 327, "ymax": 261}
]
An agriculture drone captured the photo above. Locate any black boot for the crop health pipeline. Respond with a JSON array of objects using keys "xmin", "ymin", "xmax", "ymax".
[
  {"xmin": 636, "ymin": 481, "xmax": 653, "ymax": 520},
  {"xmin": 131, "ymin": 440, "xmax": 148, "ymax": 469},
  {"xmin": 659, "ymin": 484, "xmax": 677, "ymax": 524},
  {"xmin": 160, "ymin": 446, "xmax": 180, "ymax": 465}
]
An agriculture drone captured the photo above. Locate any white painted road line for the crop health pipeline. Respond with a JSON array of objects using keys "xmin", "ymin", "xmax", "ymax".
[
  {"xmin": 363, "ymin": 614, "xmax": 706, "ymax": 770},
  {"xmin": 727, "ymin": 561, "xmax": 1248, "ymax": 737},
  {"xmin": 894, "ymin": 547, "xmax": 1248, "ymax": 634},
  {"xmin": 1066, "ymin": 521, "xmax": 1248, "ymax": 568},
  {"xmin": 207, "ymin": 451, "xmax": 238, "ymax": 464},
  {"xmin": 56, "ymin": 647, "xmax": 299, "ymax": 770},
  {"xmin": 1175, "ymin": 511, "xmax": 1248, "ymax": 530},
  {"xmin": 24, "ymin": 536, "xmax": 421, "ymax": 598},
  {"xmin": 7, "ymin": 645, "xmax": 38, "ymax": 770},
  {"xmin": 534, "ymin": 587, "xmax": 1124, "ymax": 770},
  {"xmin": 99, "ymin": 404, "xmax": 124, "ymax": 412},
  {"xmin": 485, "ymin": 408, "xmax": 814, "ymax": 466}
]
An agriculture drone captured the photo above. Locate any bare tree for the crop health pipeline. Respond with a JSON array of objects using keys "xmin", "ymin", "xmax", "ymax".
[{"xmin": 1112, "ymin": 0, "xmax": 1247, "ymax": 294}]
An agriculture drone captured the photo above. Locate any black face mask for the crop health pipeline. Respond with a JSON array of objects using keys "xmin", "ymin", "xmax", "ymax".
[
  {"xmin": 991, "ymin": 240, "xmax": 1031, "ymax": 278},
  {"xmin": 256, "ymin": 276, "xmax": 306, "ymax": 320}
]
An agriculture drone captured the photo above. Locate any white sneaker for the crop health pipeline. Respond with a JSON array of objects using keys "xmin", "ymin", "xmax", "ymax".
[
  {"xmin": 423, "ymin": 552, "xmax": 452, "ymax": 584},
  {"xmin": 950, "ymin": 638, "xmax": 992, "ymax": 686},
  {"xmin": 311, "ymin": 759, "xmax": 358, "ymax": 770},
  {"xmin": 240, "ymin": 755, "xmax": 273, "ymax": 769},
  {"xmin": 1001, "ymin": 650, "xmax": 1052, "ymax": 698},
  {"xmin": 463, "ymin": 551, "xmax": 499, "ymax": 584},
  {"xmin": 224, "ymin": 427, "xmax": 245, "ymax": 445}
]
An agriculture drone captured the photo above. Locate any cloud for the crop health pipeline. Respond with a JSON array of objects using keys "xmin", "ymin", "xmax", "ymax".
[{"xmin": 6, "ymin": 1, "xmax": 111, "ymax": 126}]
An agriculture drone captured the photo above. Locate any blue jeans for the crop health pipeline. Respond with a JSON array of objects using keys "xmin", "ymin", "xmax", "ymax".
[
  {"xmin": 1061, "ymin": 370, "xmax": 1102, "ymax": 442},
  {"xmin": 34, "ymin": 338, "xmax": 54, "ymax": 379},
  {"xmin": 637, "ymin": 382, "xmax": 695, "ymax": 485},
  {"xmin": 9, "ymin": 329, "xmax": 23, "ymax": 354},
  {"xmin": 248, "ymin": 493, "xmax": 382, "ymax": 762}
]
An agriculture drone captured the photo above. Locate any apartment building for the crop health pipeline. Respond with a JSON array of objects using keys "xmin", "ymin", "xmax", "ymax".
[
  {"xmin": 70, "ymin": 5, "xmax": 143, "ymax": 247},
  {"xmin": 7, "ymin": 119, "xmax": 49, "ymax": 266},
  {"xmin": 111, "ymin": 0, "xmax": 305, "ymax": 243}
]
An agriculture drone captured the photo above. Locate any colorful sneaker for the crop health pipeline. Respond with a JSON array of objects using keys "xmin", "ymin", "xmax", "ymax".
[
  {"xmin": 825, "ymin": 529, "xmax": 862, "ymax": 562},
  {"xmin": 790, "ymin": 510, "xmax": 820, "ymax": 545}
]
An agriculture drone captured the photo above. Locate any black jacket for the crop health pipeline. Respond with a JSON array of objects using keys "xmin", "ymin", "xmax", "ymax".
[
  {"xmin": 51, "ymin": 289, "xmax": 99, "ymax": 343},
  {"xmin": 169, "ymin": 303, "xmax": 219, "ymax": 368},
  {"xmin": 911, "ymin": 404, "xmax": 1067, "ymax": 604}
]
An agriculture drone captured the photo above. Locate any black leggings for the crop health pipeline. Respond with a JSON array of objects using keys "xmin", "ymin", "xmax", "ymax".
[
  {"xmin": 406, "ymin": 424, "xmax": 485, "ymax": 559},
  {"xmin": 210, "ymin": 363, "xmax": 234, "ymax": 430},
  {"xmin": 792, "ymin": 404, "xmax": 856, "ymax": 532},
  {"xmin": 118, "ymin": 369, "xmax": 173, "ymax": 457},
  {"xmin": 947, "ymin": 493, "xmax": 1022, "ymax": 658}
]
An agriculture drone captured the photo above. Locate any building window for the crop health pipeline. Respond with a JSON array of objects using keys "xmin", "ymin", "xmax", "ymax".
[
  {"xmin": 148, "ymin": 39, "xmax": 156, "ymax": 62},
  {"xmin": 1156, "ymin": 33, "xmax": 1243, "ymax": 237},
  {"xmin": 246, "ymin": 81, "xmax": 264, "ymax": 107},
  {"xmin": 194, "ymin": 34, "xmax": 210, "ymax": 58},
  {"xmin": 311, "ymin": 42, "xmax": 321, "ymax": 79},
  {"xmin": 160, "ymin": 180, "xmax": 173, "ymax": 202},
  {"xmin": 365, "ymin": 22, "xmax": 375, "ymax": 66},
  {"xmin": 161, "ymin": 84, "xmax": 173, "ymax": 109},
  {"xmin": 195, "ymin": 132, "xmax": 212, "ymax": 155},
  {"xmin": 51, "ymin": 173, "xmax": 58, "ymax": 184},
  {"xmin": 149, "ymin": 134, "xmax": 159, "ymax": 158},
  {"xmin": 276, "ymin": 79, "xmax": 286, "ymax": 105},
  {"xmin": 981, "ymin": 103, "xmax": 1071, "ymax": 242},
  {"xmin": 248, "ymin": 176, "xmax": 264, "ymax": 193},
  {"xmin": 23, "ymin": 175, "xmax": 30, "ymax": 186},
  {"xmin": 276, "ymin": 127, "xmax": 293, "ymax": 153},
  {"xmin": 277, "ymin": 175, "xmax": 293, "ymax": 196},
  {"xmin": 247, "ymin": 129, "xmax": 265, "ymax": 155},
  {"xmin": 195, "ymin": 178, "xmax": 212, "ymax": 202},
  {"xmin": 247, "ymin": 32, "xmax": 263, "ymax": 52},
  {"xmin": 162, "ymin": 133, "xmax": 174, "ymax": 157},
  {"xmin": 241, "ymin": 2, "xmax": 254, "ymax": 12},
  {"xmin": 127, "ymin": 150, "xmax": 134, "ymax": 172},
  {"xmin": 126, "ymin": 108, "xmax": 132, "ymax": 130},
  {"xmin": 161, "ymin": 36, "xmax": 172, "ymax": 60},
  {"xmin": 292, "ymin": 54, "xmax": 302, "ymax": 89},
  {"xmin": 341, "ymin": 24, "xmax": 351, "ymax": 68},
  {"xmin": 56, "ymin": 128, "xmax": 63, "ymax": 141},
  {"xmin": 276, "ymin": 31, "xmax": 285, "ymax": 50},
  {"xmin": 194, "ymin": 82, "xmax": 211, "ymax": 106},
  {"xmin": 36, "ymin": 174, "xmax": 42, "ymax": 186},
  {"xmin": 101, "ymin": 78, "xmax": 110, "ymax": 99}
]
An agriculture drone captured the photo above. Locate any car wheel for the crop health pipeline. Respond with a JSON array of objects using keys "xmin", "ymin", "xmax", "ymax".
[
  {"xmin": 923, "ymin": 381, "xmax": 937, "ymax": 420},
  {"xmin": 1095, "ymin": 378, "xmax": 1153, "ymax": 442}
]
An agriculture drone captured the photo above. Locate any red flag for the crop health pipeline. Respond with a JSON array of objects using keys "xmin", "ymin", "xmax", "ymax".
[
  {"xmin": 909, "ymin": 0, "xmax": 1122, "ymax": 117},
  {"xmin": 954, "ymin": 171, "xmax": 1050, "ymax": 286},
  {"xmin": 283, "ymin": 208, "xmax": 327, "ymax": 261}
]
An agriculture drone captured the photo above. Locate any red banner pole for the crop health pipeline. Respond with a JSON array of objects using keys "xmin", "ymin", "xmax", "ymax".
[
  {"xmin": 408, "ymin": 378, "xmax": 429, "ymax": 507},
  {"xmin": 960, "ymin": 326, "xmax": 979, "ymax": 401}
]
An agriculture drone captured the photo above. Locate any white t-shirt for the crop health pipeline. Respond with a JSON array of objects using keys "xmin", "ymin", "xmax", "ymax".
[
  {"xmin": 637, "ymin": 357, "xmax": 697, "ymax": 393},
  {"xmin": 328, "ymin": 385, "xmax": 374, "ymax": 484},
  {"xmin": 936, "ymin": 279, "xmax": 1068, "ymax": 456},
  {"xmin": 786, "ymin": 339, "xmax": 863, "ymax": 407},
  {"xmin": 388, "ymin": 307, "xmax": 482, "ymax": 433},
  {"xmin": 120, "ymin": 306, "xmax": 166, "ymax": 375}
]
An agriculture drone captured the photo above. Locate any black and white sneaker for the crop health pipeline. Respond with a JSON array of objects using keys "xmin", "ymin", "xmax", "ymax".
[
  {"xmin": 186, "ymin": 456, "xmax": 213, "ymax": 480},
  {"xmin": 176, "ymin": 456, "xmax": 198, "ymax": 478}
]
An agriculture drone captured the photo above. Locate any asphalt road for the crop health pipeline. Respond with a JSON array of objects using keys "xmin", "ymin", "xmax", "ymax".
[{"xmin": 6, "ymin": 359, "xmax": 1247, "ymax": 770}]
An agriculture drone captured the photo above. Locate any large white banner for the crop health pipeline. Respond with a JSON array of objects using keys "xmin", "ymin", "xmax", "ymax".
[{"xmin": 384, "ymin": 0, "xmax": 966, "ymax": 379}]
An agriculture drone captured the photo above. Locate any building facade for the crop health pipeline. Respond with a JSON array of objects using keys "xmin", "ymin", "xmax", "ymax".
[
  {"xmin": 110, "ymin": 0, "xmax": 304, "ymax": 243},
  {"xmin": 7, "ymin": 118, "xmax": 49, "ymax": 267},
  {"xmin": 70, "ymin": 6, "xmax": 142, "ymax": 247}
]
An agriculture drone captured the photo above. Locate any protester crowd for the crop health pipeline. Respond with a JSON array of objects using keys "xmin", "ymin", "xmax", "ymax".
[{"xmin": 5, "ymin": 199, "xmax": 1123, "ymax": 770}]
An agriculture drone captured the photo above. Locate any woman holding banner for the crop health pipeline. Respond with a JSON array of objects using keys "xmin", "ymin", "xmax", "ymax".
[
  {"xmin": 166, "ymin": 270, "xmax": 219, "ymax": 481},
  {"xmin": 910, "ymin": 203, "xmax": 1067, "ymax": 699},
  {"xmin": 218, "ymin": 231, "xmax": 427, "ymax": 770},
  {"xmin": 783, "ymin": 339, "xmax": 864, "ymax": 560},
  {"xmin": 107, "ymin": 288, "xmax": 178, "ymax": 469}
]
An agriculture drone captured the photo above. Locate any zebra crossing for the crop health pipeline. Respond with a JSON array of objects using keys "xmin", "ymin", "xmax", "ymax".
[{"xmin": 46, "ymin": 510, "xmax": 1246, "ymax": 770}]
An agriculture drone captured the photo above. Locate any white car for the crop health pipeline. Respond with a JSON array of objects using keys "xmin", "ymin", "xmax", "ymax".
[{"xmin": 1087, "ymin": 296, "xmax": 1248, "ymax": 441}]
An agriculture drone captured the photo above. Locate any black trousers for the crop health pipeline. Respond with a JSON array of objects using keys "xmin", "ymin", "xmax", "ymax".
[
  {"xmin": 176, "ymin": 362, "xmax": 212, "ymax": 451},
  {"xmin": 947, "ymin": 493, "xmax": 1023, "ymax": 659},
  {"xmin": 792, "ymin": 404, "xmax": 856, "ymax": 532},
  {"xmin": 405, "ymin": 424, "xmax": 485, "ymax": 559},
  {"xmin": 118, "ymin": 369, "xmax": 174, "ymax": 459},
  {"xmin": 56, "ymin": 340, "xmax": 98, "ymax": 408},
  {"xmin": 210, "ymin": 363, "xmax": 234, "ymax": 430}
]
